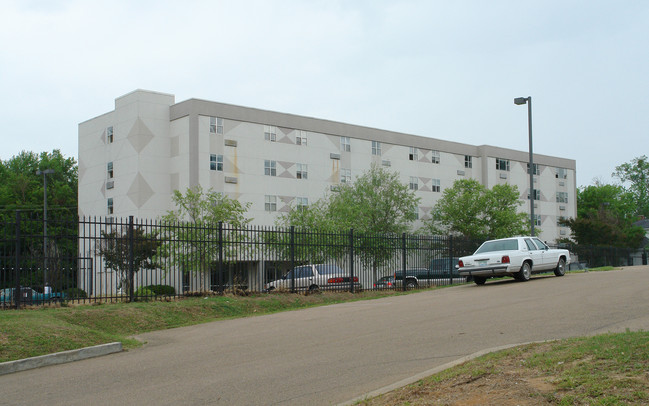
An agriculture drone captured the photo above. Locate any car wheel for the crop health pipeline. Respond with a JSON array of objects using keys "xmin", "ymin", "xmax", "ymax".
[
  {"xmin": 406, "ymin": 280, "xmax": 417, "ymax": 289},
  {"xmin": 308, "ymin": 285, "xmax": 319, "ymax": 292},
  {"xmin": 474, "ymin": 276, "xmax": 486, "ymax": 285},
  {"xmin": 554, "ymin": 258, "xmax": 566, "ymax": 277},
  {"xmin": 515, "ymin": 262, "xmax": 532, "ymax": 282},
  {"xmin": 266, "ymin": 286, "xmax": 275, "ymax": 293},
  {"xmin": 48, "ymin": 297, "xmax": 60, "ymax": 304}
]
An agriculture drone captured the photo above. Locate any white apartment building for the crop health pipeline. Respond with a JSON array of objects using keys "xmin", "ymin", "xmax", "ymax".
[{"xmin": 78, "ymin": 89, "xmax": 576, "ymax": 243}]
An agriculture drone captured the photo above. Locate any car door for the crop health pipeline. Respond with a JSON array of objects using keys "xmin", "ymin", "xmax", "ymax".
[
  {"xmin": 523, "ymin": 238, "xmax": 544, "ymax": 270},
  {"xmin": 531, "ymin": 238, "xmax": 554, "ymax": 270},
  {"xmin": 295, "ymin": 265, "xmax": 315, "ymax": 289}
]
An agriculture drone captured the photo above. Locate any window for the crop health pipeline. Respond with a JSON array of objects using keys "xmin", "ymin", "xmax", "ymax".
[
  {"xmin": 210, "ymin": 154, "xmax": 223, "ymax": 171},
  {"xmin": 297, "ymin": 197, "xmax": 308, "ymax": 211},
  {"xmin": 409, "ymin": 147, "xmax": 418, "ymax": 161},
  {"xmin": 409, "ymin": 176, "xmax": 418, "ymax": 191},
  {"xmin": 107, "ymin": 126, "xmax": 114, "ymax": 143},
  {"xmin": 264, "ymin": 160, "xmax": 276, "ymax": 176},
  {"xmin": 533, "ymin": 214, "xmax": 542, "ymax": 226},
  {"xmin": 412, "ymin": 207, "xmax": 419, "ymax": 220},
  {"xmin": 340, "ymin": 136, "xmax": 351, "ymax": 152},
  {"xmin": 296, "ymin": 130, "xmax": 307, "ymax": 146},
  {"xmin": 496, "ymin": 158, "xmax": 510, "ymax": 171},
  {"xmin": 340, "ymin": 169, "xmax": 351, "ymax": 183},
  {"xmin": 264, "ymin": 125, "xmax": 276, "ymax": 142},
  {"xmin": 296, "ymin": 163, "xmax": 308, "ymax": 179},
  {"xmin": 107, "ymin": 198, "xmax": 114, "ymax": 215},
  {"xmin": 210, "ymin": 117, "xmax": 224, "ymax": 134},
  {"xmin": 264, "ymin": 195, "xmax": 277, "ymax": 212},
  {"xmin": 431, "ymin": 150, "xmax": 440, "ymax": 164},
  {"xmin": 527, "ymin": 163, "xmax": 540, "ymax": 175},
  {"xmin": 372, "ymin": 141, "xmax": 381, "ymax": 156},
  {"xmin": 556, "ymin": 192, "xmax": 568, "ymax": 203},
  {"xmin": 528, "ymin": 189, "xmax": 541, "ymax": 200},
  {"xmin": 465, "ymin": 155, "xmax": 472, "ymax": 168},
  {"xmin": 556, "ymin": 168, "xmax": 567, "ymax": 179},
  {"xmin": 432, "ymin": 178, "xmax": 441, "ymax": 192},
  {"xmin": 557, "ymin": 216, "xmax": 566, "ymax": 227},
  {"xmin": 107, "ymin": 162, "xmax": 114, "ymax": 179}
]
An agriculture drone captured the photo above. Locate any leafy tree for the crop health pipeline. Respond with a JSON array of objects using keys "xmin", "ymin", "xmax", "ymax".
[
  {"xmin": 158, "ymin": 186, "xmax": 252, "ymax": 291},
  {"xmin": 560, "ymin": 184, "xmax": 644, "ymax": 248},
  {"xmin": 276, "ymin": 164, "xmax": 420, "ymax": 281},
  {"xmin": 0, "ymin": 150, "xmax": 78, "ymax": 289},
  {"xmin": 425, "ymin": 179, "xmax": 528, "ymax": 240},
  {"xmin": 613, "ymin": 155, "xmax": 649, "ymax": 217},
  {"xmin": 96, "ymin": 227, "xmax": 161, "ymax": 295}
]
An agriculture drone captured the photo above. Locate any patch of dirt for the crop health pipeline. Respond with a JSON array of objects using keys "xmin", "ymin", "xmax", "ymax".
[{"xmin": 362, "ymin": 351, "xmax": 560, "ymax": 405}]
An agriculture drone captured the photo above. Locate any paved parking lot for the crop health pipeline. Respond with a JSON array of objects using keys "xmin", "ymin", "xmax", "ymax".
[{"xmin": 2, "ymin": 267, "xmax": 649, "ymax": 405}]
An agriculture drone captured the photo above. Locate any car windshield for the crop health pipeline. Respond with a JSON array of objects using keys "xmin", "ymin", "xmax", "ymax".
[{"xmin": 474, "ymin": 239, "xmax": 519, "ymax": 254}]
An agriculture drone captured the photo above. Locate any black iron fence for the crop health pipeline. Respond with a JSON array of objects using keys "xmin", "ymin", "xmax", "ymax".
[
  {"xmin": 1, "ymin": 212, "xmax": 483, "ymax": 308},
  {"xmin": 1, "ymin": 211, "xmax": 645, "ymax": 308}
]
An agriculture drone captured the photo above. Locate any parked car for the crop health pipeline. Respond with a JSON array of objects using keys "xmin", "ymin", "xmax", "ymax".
[
  {"xmin": 0, "ymin": 287, "xmax": 66, "ymax": 305},
  {"xmin": 264, "ymin": 264, "xmax": 362, "ymax": 292},
  {"xmin": 458, "ymin": 236, "xmax": 571, "ymax": 285},
  {"xmin": 374, "ymin": 275, "xmax": 395, "ymax": 289}
]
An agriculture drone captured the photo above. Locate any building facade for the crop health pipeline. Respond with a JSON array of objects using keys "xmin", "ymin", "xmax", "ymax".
[{"xmin": 79, "ymin": 89, "xmax": 577, "ymax": 242}]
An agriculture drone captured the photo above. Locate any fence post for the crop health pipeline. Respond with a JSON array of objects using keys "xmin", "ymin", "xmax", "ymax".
[
  {"xmin": 128, "ymin": 216, "xmax": 134, "ymax": 302},
  {"xmin": 290, "ymin": 226, "xmax": 295, "ymax": 293},
  {"xmin": 218, "ymin": 221, "xmax": 224, "ymax": 294},
  {"xmin": 448, "ymin": 235, "xmax": 454, "ymax": 284},
  {"xmin": 402, "ymin": 233, "xmax": 407, "ymax": 292},
  {"xmin": 14, "ymin": 211, "xmax": 21, "ymax": 309},
  {"xmin": 349, "ymin": 229, "xmax": 354, "ymax": 293}
]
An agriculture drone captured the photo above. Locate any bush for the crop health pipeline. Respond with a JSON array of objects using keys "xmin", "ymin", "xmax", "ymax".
[
  {"xmin": 144, "ymin": 284, "xmax": 175, "ymax": 296},
  {"xmin": 134, "ymin": 287, "xmax": 156, "ymax": 301},
  {"xmin": 64, "ymin": 287, "xmax": 87, "ymax": 299}
]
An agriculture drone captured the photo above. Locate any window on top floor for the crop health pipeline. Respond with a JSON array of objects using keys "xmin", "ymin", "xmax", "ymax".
[
  {"xmin": 296, "ymin": 130, "xmax": 307, "ymax": 146},
  {"xmin": 264, "ymin": 125, "xmax": 277, "ymax": 142},
  {"xmin": 465, "ymin": 155, "xmax": 472, "ymax": 168},
  {"xmin": 372, "ymin": 141, "xmax": 381, "ymax": 156},
  {"xmin": 409, "ymin": 147, "xmax": 418, "ymax": 161},
  {"xmin": 496, "ymin": 158, "xmax": 510, "ymax": 171},
  {"xmin": 527, "ymin": 163, "xmax": 540, "ymax": 175},
  {"xmin": 210, "ymin": 117, "xmax": 224, "ymax": 134},
  {"xmin": 431, "ymin": 150, "xmax": 440, "ymax": 164},
  {"xmin": 341, "ymin": 136, "xmax": 351, "ymax": 152}
]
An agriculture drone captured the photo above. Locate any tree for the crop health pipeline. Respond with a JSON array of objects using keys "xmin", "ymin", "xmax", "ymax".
[
  {"xmin": 613, "ymin": 155, "xmax": 649, "ymax": 217},
  {"xmin": 425, "ymin": 179, "xmax": 528, "ymax": 240},
  {"xmin": 560, "ymin": 183, "xmax": 644, "ymax": 248},
  {"xmin": 276, "ymin": 164, "xmax": 420, "ymax": 281},
  {"xmin": 96, "ymin": 227, "xmax": 161, "ymax": 295},
  {"xmin": 158, "ymin": 186, "xmax": 252, "ymax": 291}
]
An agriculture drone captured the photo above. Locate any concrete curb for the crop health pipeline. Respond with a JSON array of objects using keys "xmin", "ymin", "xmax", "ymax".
[
  {"xmin": 0, "ymin": 342, "xmax": 123, "ymax": 376},
  {"xmin": 338, "ymin": 341, "xmax": 543, "ymax": 406}
]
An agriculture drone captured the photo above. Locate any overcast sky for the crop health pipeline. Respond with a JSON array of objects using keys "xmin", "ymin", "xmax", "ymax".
[{"xmin": 2, "ymin": 0, "xmax": 647, "ymax": 187}]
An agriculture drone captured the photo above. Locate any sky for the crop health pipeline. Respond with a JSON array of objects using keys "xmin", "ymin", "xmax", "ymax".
[{"xmin": 1, "ymin": 0, "xmax": 648, "ymax": 187}]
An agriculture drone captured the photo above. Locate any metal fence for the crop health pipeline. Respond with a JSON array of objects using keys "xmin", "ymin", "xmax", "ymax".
[{"xmin": 1, "ymin": 212, "xmax": 483, "ymax": 308}]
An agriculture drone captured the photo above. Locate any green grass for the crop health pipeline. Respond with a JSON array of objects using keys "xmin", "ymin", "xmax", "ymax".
[{"xmin": 0, "ymin": 289, "xmax": 411, "ymax": 362}]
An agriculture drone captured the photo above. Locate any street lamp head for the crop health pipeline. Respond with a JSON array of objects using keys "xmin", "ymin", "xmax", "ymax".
[
  {"xmin": 514, "ymin": 97, "xmax": 529, "ymax": 105},
  {"xmin": 36, "ymin": 169, "xmax": 55, "ymax": 176}
]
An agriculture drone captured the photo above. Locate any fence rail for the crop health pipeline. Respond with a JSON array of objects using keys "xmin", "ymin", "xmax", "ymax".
[{"xmin": 1, "ymin": 211, "xmax": 644, "ymax": 308}]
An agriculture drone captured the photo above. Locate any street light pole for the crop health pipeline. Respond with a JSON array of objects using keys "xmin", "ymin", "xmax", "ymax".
[
  {"xmin": 514, "ymin": 96, "xmax": 535, "ymax": 236},
  {"xmin": 36, "ymin": 168, "xmax": 55, "ymax": 291}
]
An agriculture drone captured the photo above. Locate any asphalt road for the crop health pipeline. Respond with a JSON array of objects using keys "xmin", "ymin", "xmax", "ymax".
[{"xmin": 2, "ymin": 267, "xmax": 649, "ymax": 405}]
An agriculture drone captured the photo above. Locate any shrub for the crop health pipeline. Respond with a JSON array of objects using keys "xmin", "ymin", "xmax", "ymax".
[
  {"xmin": 134, "ymin": 287, "xmax": 156, "ymax": 301},
  {"xmin": 144, "ymin": 284, "xmax": 175, "ymax": 296}
]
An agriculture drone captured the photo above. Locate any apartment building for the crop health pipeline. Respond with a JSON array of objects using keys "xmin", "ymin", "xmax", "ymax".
[{"xmin": 78, "ymin": 89, "xmax": 576, "ymax": 242}]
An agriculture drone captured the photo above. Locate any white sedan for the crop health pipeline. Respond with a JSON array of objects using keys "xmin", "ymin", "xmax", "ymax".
[{"xmin": 458, "ymin": 236, "xmax": 570, "ymax": 285}]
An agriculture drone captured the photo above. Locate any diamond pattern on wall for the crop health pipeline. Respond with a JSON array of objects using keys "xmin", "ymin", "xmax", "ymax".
[
  {"xmin": 127, "ymin": 173, "xmax": 155, "ymax": 208},
  {"xmin": 127, "ymin": 117, "xmax": 155, "ymax": 153}
]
